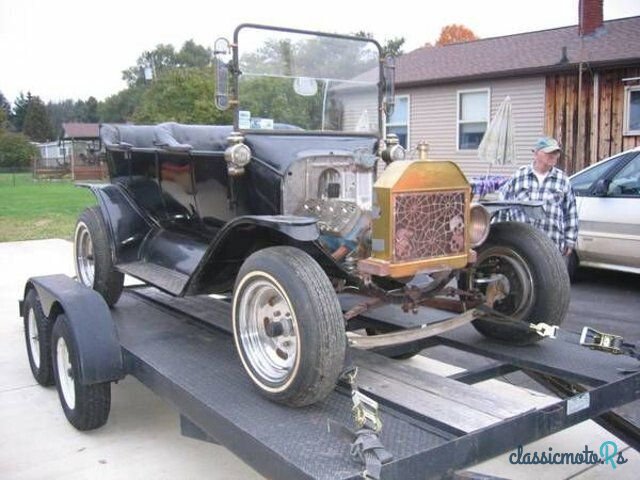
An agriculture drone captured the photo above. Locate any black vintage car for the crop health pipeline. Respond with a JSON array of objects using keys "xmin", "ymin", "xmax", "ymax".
[{"xmin": 74, "ymin": 24, "xmax": 569, "ymax": 407}]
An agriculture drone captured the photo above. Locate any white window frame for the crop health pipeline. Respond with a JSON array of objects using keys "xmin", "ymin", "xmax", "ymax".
[
  {"xmin": 386, "ymin": 94, "xmax": 410, "ymax": 149},
  {"xmin": 456, "ymin": 88, "xmax": 491, "ymax": 151},
  {"xmin": 623, "ymin": 85, "xmax": 640, "ymax": 136}
]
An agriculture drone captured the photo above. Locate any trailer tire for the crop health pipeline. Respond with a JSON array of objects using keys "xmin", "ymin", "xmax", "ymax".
[
  {"xmin": 23, "ymin": 289, "xmax": 54, "ymax": 386},
  {"xmin": 471, "ymin": 222, "xmax": 570, "ymax": 345},
  {"xmin": 52, "ymin": 314, "xmax": 111, "ymax": 430},
  {"xmin": 232, "ymin": 246, "xmax": 346, "ymax": 407},
  {"xmin": 74, "ymin": 206, "xmax": 124, "ymax": 307}
]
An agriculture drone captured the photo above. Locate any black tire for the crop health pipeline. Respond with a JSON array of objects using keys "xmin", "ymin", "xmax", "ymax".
[
  {"xmin": 51, "ymin": 314, "xmax": 111, "ymax": 430},
  {"xmin": 23, "ymin": 289, "xmax": 54, "ymax": 386},
  {"xmin": 567, "ymin": 250, "xmax": 579, "ymax": 283},
  {"xmin": 471, "ymin": 222, "xmax": 570, "ymax": 345},
  {"xmin": 232, "ymin": 246, "xmax": 346, "ymax": 407},
  {"xmin": 74, "ymin": 206, "xmax": 124, "ymax": 307}
]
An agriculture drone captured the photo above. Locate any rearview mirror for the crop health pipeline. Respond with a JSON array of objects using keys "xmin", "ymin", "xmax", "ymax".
[
  {"xmin": 383, "ymin": 55, "xmax": 396, "ymax": 116},
  {"xmin": 214, "ymin": 37, "xmax": 232, "ymax": 111}
]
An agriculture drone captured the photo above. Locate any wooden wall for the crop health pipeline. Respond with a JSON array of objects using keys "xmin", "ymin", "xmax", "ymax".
[{"xmin": 545, "ymin": 65, "xmax": 640, "ymax": 174}]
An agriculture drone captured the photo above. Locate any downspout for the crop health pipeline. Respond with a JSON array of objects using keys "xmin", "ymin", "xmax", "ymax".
[{"xmin": 591, "ymin": 72, "xmax": 600, "ymax": 164}]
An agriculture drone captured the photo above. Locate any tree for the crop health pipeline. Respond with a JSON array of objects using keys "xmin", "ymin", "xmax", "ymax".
[
  {"xmin": 0, "ymin": 131, "xmax": 38, "ymax": 167},
  {"xmin": 47, "ymin": 99, "xmax": 76, "ymax": 135},
  {"xmin": 11, "ymin": 92, "xmax": 31, "ymax": 132},
  {"xmin": 0, "ymin": 91, "xmax": 11, "ymax": 128},
  {"xmin": 176, "ymin": 40, "xmax": 212, "ymax": 68},
  {"xmin": 132, "ymin": 67, "xmax": 231, "ymax": 125},
  {"xmin": 436, "ymin": 24, "xmax": 478, "ymax": 46},
  {"xmin": 23, "ymin": 96, "xmax": 54, "ymax": 142},
  {"xmin": 85, "ymin": 96, "xmax": 99, "ymax": 122},
  {"xmin": 98, "ymin": 86, "xmax": 146, "ymax": 123},
  {"xmin": 354, "ymin": 31, "xmax": 405, "ymax": 57}
]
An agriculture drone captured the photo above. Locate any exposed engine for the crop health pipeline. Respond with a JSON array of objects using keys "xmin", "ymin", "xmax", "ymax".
[{"xmin": 282, "ymin": 152, "xmax": 376, "ymax": 270}]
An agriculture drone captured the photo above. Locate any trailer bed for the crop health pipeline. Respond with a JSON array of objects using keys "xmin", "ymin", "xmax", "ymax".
[{"xmin": 112, "ymin": 287, "xmax": 640, "ymax": 479}]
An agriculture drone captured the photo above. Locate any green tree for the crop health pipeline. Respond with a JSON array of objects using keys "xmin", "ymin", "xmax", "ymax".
[
  {"xmin": 12, "ymin": 92, "xmax": 31, "ymax": 132},
  {"xmin": 122, "ymin": 43, "xmax": 178, "ymax": 87},
  {"xmin": 0, "ymin": 131, "xmax": 38, "ymax": 167},
  {"xmin": 353, "ymin": 31, "xmax": 405, "ymax": 57},
  {"xmin": 0, "ymin": 91, "xmax": 11, "ymax": 128},
  {"xmin": 23, "ymin": 96, "xmax": 54, "ymax": 142},
  {"xmin": 46, "ymin": 99, "xmax": 76, "ymax": 135},
  {"xmin": 99, "ymin": 85, "xmax": 146, "ymax": 122},
  {"xmin": 85, "ymin": 96, "xmax": 99, "ymax": 122},
  {"xmin": 132, "ymin": 67, "xmax": 231, "ymax": 125},
  {"xmin": 176, "ymin": 40, "xmax": 212, "ymax": 68}
]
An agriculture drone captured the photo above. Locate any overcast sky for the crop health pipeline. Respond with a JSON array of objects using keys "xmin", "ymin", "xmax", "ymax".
[{"xmin": 1, "ymin": 0, "xmax": 639, "ymax": 104}]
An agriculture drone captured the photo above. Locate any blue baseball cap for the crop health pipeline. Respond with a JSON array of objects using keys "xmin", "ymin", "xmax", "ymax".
[{"xmin": 533, "ymin": 137, "xmax": 562, "ymax": 153}]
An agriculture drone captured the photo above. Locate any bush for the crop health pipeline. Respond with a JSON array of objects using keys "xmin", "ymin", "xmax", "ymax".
[{"xmin": 0, "ymin": 131, "xmax": 38, "ymax": 168}]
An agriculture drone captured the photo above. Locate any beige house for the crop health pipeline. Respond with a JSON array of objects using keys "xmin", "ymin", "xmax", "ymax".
[{"xmin": 391, "ymin": 1, "xmax": 640, "ymax": 176}]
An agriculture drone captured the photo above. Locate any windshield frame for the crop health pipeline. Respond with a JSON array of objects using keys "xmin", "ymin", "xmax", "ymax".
[{"xmin": 232, "ymin": 23, "xmax": 384, "ymax": 137}]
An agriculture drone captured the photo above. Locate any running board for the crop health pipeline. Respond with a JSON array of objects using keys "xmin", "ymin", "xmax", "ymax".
[{"xmin": 118, "ymin": 262, "xmax": 188, "ymax": 296}]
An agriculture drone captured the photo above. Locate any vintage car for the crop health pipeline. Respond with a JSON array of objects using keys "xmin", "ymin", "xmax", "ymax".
[{"xmin": 74, "ymin": 24, "xmax": 569, "ymax": 407}]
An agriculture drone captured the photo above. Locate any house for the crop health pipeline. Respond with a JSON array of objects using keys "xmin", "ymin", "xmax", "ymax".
[
  {"xmin": 391, "ymin": 0, "xmax": 640, "ymax": 176},
  {"xmin": 61, "ymin": 122, "xmax": 108, "ymax": 180}
]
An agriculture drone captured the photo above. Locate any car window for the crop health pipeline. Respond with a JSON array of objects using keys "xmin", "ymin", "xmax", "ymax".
[
  {"xmin": 571, "ymin": 158, "xmax": 618, "ymax": 195},
  {"xmin": 571, "ymin": 151, "xmax": 639, "ymax": 195},
  {"xmin": 608, "ymin": 153, "xmax": 640, "ymax": 197}
]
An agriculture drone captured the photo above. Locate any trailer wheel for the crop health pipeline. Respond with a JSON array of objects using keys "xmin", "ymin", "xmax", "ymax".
[
  {"xmin": 471, "ymin": 222, "xmax": 570, "ymax": 345},
  {"xmin": 23, "ymin": 289, "xmax": 54, "ymax": 386},
  {"xmin": 74, "ymin": 206, "xmax": 124, "ymax": 307},
  {"xmin": 52, "ymin": 314, "xmax": 111, "ymax": 430},
  {"xmin": 232, "ymin": 246, "xmax": 346, "ymax": 407}
]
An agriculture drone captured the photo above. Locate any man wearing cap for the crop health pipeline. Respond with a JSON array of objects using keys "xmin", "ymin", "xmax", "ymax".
[{"xmin": 498, "ymin": 137, "xmax": 578, "ymax": 258}]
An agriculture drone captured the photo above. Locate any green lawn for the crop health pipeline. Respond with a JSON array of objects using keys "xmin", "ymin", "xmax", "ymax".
[{"xmin": 0, "ymin": 173, "xmax": 96, "ymax": 242}]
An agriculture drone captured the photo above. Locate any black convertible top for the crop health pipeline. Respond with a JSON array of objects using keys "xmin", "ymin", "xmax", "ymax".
[{"xmin": 100, "ymin": 122, "xmax": 233, "ymax": 154}]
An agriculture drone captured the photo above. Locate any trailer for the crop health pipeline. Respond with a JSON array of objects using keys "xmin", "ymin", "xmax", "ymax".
[{"xmin": 20, "ymin": 274, "xmax": 640, "ymax": 480}]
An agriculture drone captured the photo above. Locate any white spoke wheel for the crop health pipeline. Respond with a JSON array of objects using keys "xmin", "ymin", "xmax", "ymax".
[
  {"xmin": 51, "ymin": 314, "xmax": 111, "ymax": 431},
  {"xmin": 471, "ymin": 222, "xmax": 570, "ymax": 345},
  {"xmin": 74, "ymin": 207, "xmax": 124, "ymax": 307},
  {"xmin": 22, "ymin": 289, "xmax": 54, "ymax": 386},
  {"xmin": 233, "ymin": 246, "xmax": 346, "ymax": 407}
]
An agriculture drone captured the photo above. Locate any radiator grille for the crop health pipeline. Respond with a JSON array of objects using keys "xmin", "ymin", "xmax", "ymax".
[{"xmin": 393, "ymin": 191, "xmax": 466, "ymax": 262}]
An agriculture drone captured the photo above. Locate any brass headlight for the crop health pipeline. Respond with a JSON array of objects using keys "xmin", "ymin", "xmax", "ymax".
[{"xmin": 469, "ymin": 203, "xmax": 491, "ymax": 247}]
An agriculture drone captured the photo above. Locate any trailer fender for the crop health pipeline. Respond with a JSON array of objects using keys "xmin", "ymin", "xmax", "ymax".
[{"xmin": 23, "ymin": 275, "xmax": 124, "ymax": 385}]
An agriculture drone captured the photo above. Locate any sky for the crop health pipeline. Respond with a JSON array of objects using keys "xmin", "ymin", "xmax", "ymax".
[{"xmin": 1, "ymin": 0, "xmax": 639, "ymax": 104}]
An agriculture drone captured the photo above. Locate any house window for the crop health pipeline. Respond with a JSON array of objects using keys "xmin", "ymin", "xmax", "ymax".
[
  {"xmin": 457, "ymin": 89, "xmax": 489, "ymax": 150},
  {"xmin": 624, "ymin": 85, "xmax": 640, "ymax": 135},
  {"xmin": 386, "ymin": 95, "xmax": 409, "ymax": 148}
]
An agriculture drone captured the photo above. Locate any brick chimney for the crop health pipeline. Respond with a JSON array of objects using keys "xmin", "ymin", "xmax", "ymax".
[{"xmin": 579, "ymin": 0, "xmax": 604, "ymax": 36}]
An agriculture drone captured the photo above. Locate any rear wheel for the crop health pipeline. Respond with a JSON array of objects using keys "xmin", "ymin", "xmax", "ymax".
[
  {"xmin": 23, "ymin": 289, "xmax": 54, "ymax": 386},
  {"xmin": 471, "ymin": 222, "xmax": 570, "ymax": 345},
  {"xmin": 52, "ymin": 314, "xmax": 111, "ymax": 431},
  {"xmin": 74, "ymin": 206, "xmax": 124, "ymax": 307},
  {"xmin": 232, "ymin": 246, "xmax": 346, "ymax": 407}
]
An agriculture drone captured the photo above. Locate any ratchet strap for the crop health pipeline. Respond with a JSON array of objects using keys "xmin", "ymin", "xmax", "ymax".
[
  {"xmin": 341, "ymin": 363, "xmax": 393, "ymax": 480},
  {"xmin": 580, "ymin": 327, "xmax": 640, "ymax": 361}
]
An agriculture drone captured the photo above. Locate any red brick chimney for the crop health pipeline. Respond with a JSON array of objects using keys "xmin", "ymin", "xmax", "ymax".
[{"xmin": 579, "ymin": 0, "xmax": 604, "ymax": 36}]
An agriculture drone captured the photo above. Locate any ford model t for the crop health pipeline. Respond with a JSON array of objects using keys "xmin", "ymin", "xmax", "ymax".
[{"xmin": 73, "ymin": 25, "xmax": 569, "ymax": 407}]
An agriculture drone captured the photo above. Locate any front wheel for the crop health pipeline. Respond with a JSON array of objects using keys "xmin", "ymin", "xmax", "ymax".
[
  {"xmin": 232, "ymin": 246, "xmax": 346, "ymax": 407},
  {"xmin": 471, "ymin": 222, "xmax": 570, "ymax": 345}
]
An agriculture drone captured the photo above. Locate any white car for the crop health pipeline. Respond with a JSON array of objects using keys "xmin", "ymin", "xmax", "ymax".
[{"xmin": 569, "ymin": 146, "xmax": 640, "ymax": 276}]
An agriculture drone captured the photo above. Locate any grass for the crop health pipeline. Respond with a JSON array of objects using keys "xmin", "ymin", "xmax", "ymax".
[{"xmin": 0, "ymin": 173, "xmax": 96, "ymax": 242}]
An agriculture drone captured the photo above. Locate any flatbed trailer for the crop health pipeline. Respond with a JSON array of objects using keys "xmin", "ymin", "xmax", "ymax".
[{"xmin": 22, "ymin": 275, "xmax": 640, "ymax": 480}]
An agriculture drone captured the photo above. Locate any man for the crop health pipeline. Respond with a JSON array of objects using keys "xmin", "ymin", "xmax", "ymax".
[{"xmin": 498, "ymin": 137, "xmax": 578, "ymax": 257}]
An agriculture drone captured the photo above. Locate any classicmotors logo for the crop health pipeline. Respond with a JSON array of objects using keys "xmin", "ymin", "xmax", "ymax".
[{"xmin": 509, "ymin": 441, "xmax": 629, "ymax": 469}]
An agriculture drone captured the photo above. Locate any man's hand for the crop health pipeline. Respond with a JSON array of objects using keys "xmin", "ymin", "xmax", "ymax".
[{"xmin": 563, "ymin": 246, "xmax": 573, "ymax": 257}]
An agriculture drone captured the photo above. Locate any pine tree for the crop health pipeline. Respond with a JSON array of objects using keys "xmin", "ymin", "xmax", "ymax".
[{"xmin": 23, "ymin": 96, "xmax": 54, "ymax": 142}]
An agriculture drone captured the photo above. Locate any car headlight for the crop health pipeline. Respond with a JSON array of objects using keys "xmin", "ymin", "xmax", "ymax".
[
  {"xmin": 469, "ymin": 203, "xmax": 491, "ymax": 247},
  {"xmin": 381, "ymin": 144, "xmax": 406, "ymax": 163},
  {"xmin": 225, "ymin": 143, "xmax": 252, "ymax": 167}
]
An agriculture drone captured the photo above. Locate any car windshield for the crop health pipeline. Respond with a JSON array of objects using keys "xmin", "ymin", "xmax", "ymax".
[{"xmin": 236, "ymin": 27, "xmax": 381, "ymax": 134}]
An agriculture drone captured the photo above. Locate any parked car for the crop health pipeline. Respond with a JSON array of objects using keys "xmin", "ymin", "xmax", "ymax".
[
  {"xmin": 72, "ymin": 24, "xmax": 570, "ymax": 408},
  {"xmin": 569, "ymin": 147, "xmax": 640, "ymax": 277}
]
